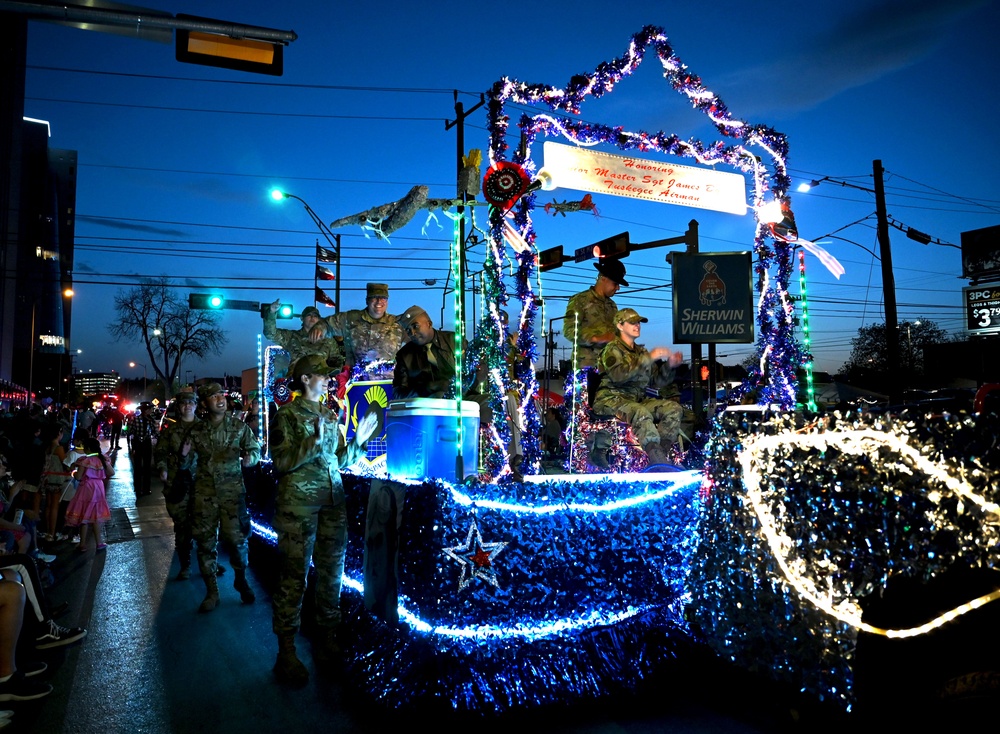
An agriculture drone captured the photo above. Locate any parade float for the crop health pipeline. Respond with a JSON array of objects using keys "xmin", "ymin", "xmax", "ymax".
[{"xmin": 246, "ymin": 26, "xmax": 1000, "ymax": 715}]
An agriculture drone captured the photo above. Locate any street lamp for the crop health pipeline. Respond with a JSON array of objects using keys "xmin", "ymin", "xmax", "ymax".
[
  {"xmin": 130, "ymin": 361, "xmax": 146, "ymax": 396},
  {"xmin": 270, "ymin": 188, "xmax": 341, "ymax": 312}
]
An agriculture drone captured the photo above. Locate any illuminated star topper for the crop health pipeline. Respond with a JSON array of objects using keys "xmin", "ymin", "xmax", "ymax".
[{"xmin": 442, "ymin": 520, "xmax": 509, "ymax": 592}]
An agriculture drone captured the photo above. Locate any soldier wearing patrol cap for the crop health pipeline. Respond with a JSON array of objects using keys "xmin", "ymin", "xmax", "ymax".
[
  {"xmin": 263, "ymin": 300, "xmax": 345, "ymax": 368},
  {"xmin": 592, "ymin": 307, "xmax": 684, "ymax": 467},
  {"xmin": 393, "ymin": 305, "xmax": 457, "ymax": 399},
  {"xmin": 180, "ymin": 382, "xmax": 261, "ymax": 613},
  {"xmin": 269, "ymin": 354, "xmax": 378, "ymax": 685},
  {"xmin": 309, "ymin": 283, "xmax": 404, "ymax": 370}
]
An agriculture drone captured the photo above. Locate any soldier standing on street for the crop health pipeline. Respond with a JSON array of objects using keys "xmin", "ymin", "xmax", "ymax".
[
  {"xmin": 309, "ymin": 283, "xmax": 404, "ymax": 370},
  {"xmin": 262, "ymin": 301, "xmax": 345, "ymax": 367},
  {"xmin": 269, "ymin": 355, "xmax": 378, "ymax": 686},
  {"xmin": 181, "ymin": 383, "xmax": 261, "ymax": 613},
  {"xmin": 593, "ymin": 308, "xmax": 684, "ymax": 468},
  {"xmin": 154, "ymin": 387, "xmax": 200, "ymax": 580}
]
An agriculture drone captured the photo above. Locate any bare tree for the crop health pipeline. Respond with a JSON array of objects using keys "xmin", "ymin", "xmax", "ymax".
[
  {"xmin": 107, "ymin": 277, "xmax": 228, "ymax": 397},
  {"xmin": 839, "ymin": 319, "xmax": 949, "ymax": 388}
]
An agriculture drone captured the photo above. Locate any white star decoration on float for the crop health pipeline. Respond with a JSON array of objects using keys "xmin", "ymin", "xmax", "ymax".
[{"xmin": 442, "ymin": 520, "xmax": 509, "ymax": 592}]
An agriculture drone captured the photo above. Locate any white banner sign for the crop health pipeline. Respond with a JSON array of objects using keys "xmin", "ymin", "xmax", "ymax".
[{"xmin": 542, "ymin": 141, "xmax": 747, "ymax": 215}]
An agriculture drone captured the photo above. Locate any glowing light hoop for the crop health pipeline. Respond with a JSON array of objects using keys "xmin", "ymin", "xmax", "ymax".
[{"xmin": 738, "ymin": 429, "xmax": 1000, "ymax": 638}]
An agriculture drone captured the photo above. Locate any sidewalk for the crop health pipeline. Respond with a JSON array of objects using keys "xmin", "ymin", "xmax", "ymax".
[{"xmin": 14, "ymin": 439, "xmax": 400, "ymax": 733}]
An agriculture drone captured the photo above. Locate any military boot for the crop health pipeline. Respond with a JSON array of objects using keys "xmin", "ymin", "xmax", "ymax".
[
  {"xmin": 588, "ymin": 430, "xmax": 613, "ymax": 469},
  {"xmin": 199, "ymin": 574, "xmax": 220, "ymax": 613},
  {"xmin": 312, "ymin": 626, "xmax": 342, "ymax": 668},
  {"xmin": 643, "ymin": 441, "xmax": 671, "ymax": 467},
  {"xmin": 273, "ymin": 634, "xmax": 309, "ymax": 687},
  {"xmin": 176, "ymin": 548, "xmax": 191, "ymax": 580},
  {"xmin": 234, "ymin": 569, "xmax": 256, "ymax": 604}
]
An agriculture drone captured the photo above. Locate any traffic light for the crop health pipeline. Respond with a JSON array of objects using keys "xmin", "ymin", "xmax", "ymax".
[
  {"xmin": 260, "ymin": 302, "xmax": 295, "ymax": 319},
  {"xmin": 592, "ymin": 232, "xmax": 630, "ymax": 260},
  {"xmin": 189, "ymin": 293, "xmax": 225, "ymax": 310},
  {"xmin": 537, "ymin": 245, "xmax": 565, "ymax": 272}
]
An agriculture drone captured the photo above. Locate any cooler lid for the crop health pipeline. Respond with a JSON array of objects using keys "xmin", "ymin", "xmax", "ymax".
[{"xmin": 387, "ymin": 397, "xmax": 480, "ymax": 417}]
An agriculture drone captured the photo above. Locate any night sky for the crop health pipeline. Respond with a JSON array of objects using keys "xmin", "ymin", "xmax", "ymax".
[{"xmin": 21, "ymin": 0, "xmax": 1000, "ymax": 381}]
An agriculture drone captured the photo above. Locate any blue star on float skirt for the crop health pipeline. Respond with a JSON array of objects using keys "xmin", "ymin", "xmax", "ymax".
[{"xmin": 442, "ymin": 520, "xmax": 508, "ymax": 592}]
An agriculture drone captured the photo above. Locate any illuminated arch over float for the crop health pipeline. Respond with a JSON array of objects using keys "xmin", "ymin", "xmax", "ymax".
[{"xmin": 481, "ymin": 24, "xmax": 806, "ymax": 478}]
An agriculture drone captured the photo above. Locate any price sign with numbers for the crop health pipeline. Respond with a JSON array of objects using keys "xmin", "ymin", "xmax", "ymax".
[{"xmin": 964, "ymin": 285, "xmax": 1000, "ymax": 335}]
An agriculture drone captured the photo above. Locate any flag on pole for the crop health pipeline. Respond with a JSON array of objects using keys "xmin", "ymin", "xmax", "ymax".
[
  {"xmin": 317, "ymin": 245, "xmax": 338, "ymax": 263},
  {"xmin": 315, "ymin": 287, "xmax": 336, "ymax": 308},
  {"xmin": 316, "ymin": 264, "xmax": 336, "ymax": 281}
]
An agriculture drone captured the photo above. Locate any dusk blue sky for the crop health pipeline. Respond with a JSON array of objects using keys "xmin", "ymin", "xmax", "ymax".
[{"xmin": 22, "ymin": 0, "xmax": 1000, "ymax": 380}]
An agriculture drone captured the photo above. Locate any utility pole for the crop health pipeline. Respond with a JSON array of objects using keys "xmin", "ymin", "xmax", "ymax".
[
  {"xmin": 445, "ymin": 91, "xmax": 485, "ymax": 340},
  {"xmin": 872, "ymin": 159, "xmax": 899, "ymax": 394}
]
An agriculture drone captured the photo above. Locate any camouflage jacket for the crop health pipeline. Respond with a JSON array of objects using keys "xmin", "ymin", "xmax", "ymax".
[
  {"xmin": 269, "ymin": 396, "xmax": 366, "ymax": 507},
  {"xmin": 181, "ymin": 414, "xmax": 260, "ymax": 500},
  {"xmin": 321, "ymin": 309, "xmax": 404, "ymax": 367},
  {"xmin": 595, "ymin": 337, "xmax": 675, "ymax": 403},
  {"xmin": 263, "ymin": 311, "xmax": 345, "ymax": 368},
  {"xmin": 393, "ymin": 329, "xmax": 456, "ymax": 399},
  {"xmin": 154, "ymin": 417, "xmax": 200, "ymax": 482},
  {"xmin": 563, "ymin": 287, "xmax": 618, "ymax": 368}
]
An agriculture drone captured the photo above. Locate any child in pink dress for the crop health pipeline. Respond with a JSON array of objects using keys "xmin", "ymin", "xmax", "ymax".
[{"xmin": 65, "ymin": 437, "xmax": 112, "ymax": 552}]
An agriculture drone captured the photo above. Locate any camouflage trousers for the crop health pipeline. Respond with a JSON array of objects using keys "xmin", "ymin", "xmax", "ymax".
[
  {"xmin": 271, "ymin": 500, "xmax": 347, "ymax": 636},
  {"xmin": 191, "ymin": 491, "xmax": 250, "ymax": 579},
  {"xmin": 164, "ymin": 492, "xmax": 194, "ymax": 568},
  {"xmin": 592, "ymin": 393, "xmax": 683, "ymax": 447}
]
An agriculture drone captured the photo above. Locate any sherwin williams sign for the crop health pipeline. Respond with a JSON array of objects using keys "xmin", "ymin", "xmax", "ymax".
[
  {"xmin": 542, "ymin": 141, "xmax": 747, "ymax": 215},
  {"xmin": 671, "ymin": 252, "xmax": 754, "ymax": 344}
]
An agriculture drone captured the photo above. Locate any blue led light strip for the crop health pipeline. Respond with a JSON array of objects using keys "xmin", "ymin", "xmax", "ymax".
[{"xmin": 251, "ymin": 471, "xmax": 700, "ymax": 640}]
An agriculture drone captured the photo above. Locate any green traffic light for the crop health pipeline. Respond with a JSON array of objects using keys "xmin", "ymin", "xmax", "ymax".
[
  {"xmin": 208, "ymin": 295, "xmax": 224, "ymax": 308},
  {"xmin": 278, "ymin": 303, "xmax": 294, "ymax": 318}
]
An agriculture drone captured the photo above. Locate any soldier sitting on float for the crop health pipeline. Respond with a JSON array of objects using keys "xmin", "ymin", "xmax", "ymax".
[
  {"xmin": 591, "ymin": 307, "xmax": 684, "ymax": 468},
  {"xmin": 263, "ymin": 300, "xmax": 345, "ymax": 368}
]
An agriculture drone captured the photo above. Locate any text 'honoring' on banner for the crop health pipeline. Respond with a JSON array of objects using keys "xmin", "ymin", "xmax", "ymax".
[{"xmin": 542, "ymin": 142, "xmax": 748, "ymax": 216}]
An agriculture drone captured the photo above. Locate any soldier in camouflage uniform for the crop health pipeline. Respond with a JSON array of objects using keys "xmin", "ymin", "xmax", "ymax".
[
  {"xmin": 563, "ymin": 259, "xmax": 628, "ymax": 370},
  {"xmin": 154, "ymin": 387, "xmax": 200, "ymax": 580},
  {"xmin": 309, "ymin": 283, "xmax": 404, "ymax": 370},
  {"xmin": 180, "ymin": 382, "xmax": 261, "ymax": 613},
  {"xmin": 268, "ymin": 354, "xmax": 378, "ymax": 686},
  {"xmin": 593, "ymin": 308, "xmax": 684, "ymax": 467},
  {"xmin": 262, "ymin": 300, "xmax": 345, "ymax": 368}
]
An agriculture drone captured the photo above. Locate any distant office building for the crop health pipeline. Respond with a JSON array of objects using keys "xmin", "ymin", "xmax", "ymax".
[
  {"xmin": 1, "ymin": 116, "xmax": 76, "ymax": 399},
  {"xmin": 73, "ymin": 372, "xmax": 121, "ymax": 399}
]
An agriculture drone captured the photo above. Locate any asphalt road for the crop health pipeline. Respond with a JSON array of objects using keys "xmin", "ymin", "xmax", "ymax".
[{"xmin": 10, "ymin": 439, "xmax": 841, "ymax": 734}]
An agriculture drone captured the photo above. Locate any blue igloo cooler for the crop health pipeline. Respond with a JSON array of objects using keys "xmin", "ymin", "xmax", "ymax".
[{"xmin": 385, "ymin": 398, "xmax": 480, "ymax": 481}]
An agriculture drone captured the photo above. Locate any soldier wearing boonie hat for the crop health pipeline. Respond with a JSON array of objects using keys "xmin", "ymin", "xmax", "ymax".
[
  {"xmin": 592, "ymin": 302, "xmax": 685, "ymax": 468},
  {"xmin": 310, "ymin": 282, "xmax": 404, "ymax": 370},
  {"xmin": 263, "ymin": 298, "xmax": 344, "ymax": 369}
]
